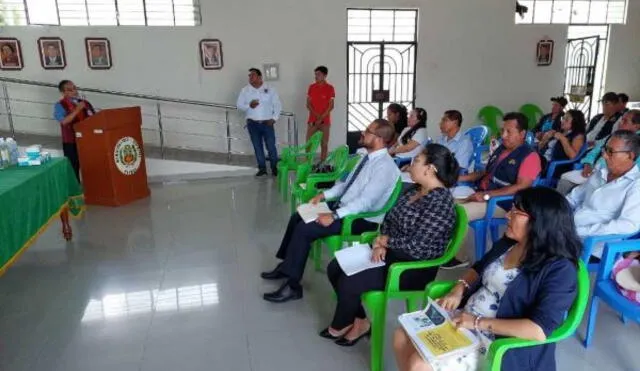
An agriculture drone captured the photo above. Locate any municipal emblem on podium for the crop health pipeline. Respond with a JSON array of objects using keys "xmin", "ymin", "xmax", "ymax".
[{"xmin": 114, "ymin": 136, "xmax": 142, "ymax": 175}]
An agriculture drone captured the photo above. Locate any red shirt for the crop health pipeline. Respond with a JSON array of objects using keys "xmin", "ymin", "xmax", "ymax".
[
  {"xmin": 307, "ymin": 82, "xmax": 335, "ymax": 124},
  {"xmin": 479, "ymin": 152, "xmax": 541, "ymax": 190}
]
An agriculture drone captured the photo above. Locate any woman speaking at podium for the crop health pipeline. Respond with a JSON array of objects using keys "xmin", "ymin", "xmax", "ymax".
[{"xmin": 53, "ymin": 80, "xmax": 96, "ymax": 181}]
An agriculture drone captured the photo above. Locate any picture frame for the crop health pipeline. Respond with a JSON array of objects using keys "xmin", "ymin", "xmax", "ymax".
[
  {"xmin": 199, "ymin": 39, "xmax": 223, "ymax": 70},
  {"xmin": 0, "ymin": 38, "xmax": 24, "ymax": 71},
  {"xmin": 38, "ymin": 37, "xmax": 66, "ymax": 70},
  {"xmin": 536, "ymin": 39, "xmax": 554, "ymax": 66},
  {"xmin": 85, "ymin": 38, "xmax": 112, "ymax": 70}
]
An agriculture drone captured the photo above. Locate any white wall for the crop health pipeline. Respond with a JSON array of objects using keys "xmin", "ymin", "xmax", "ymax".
[
  {"xmin": 0, "ymin": 0, "xmax": 569, "ymax": 153},
  {"xmin": 606, "ymin": 0, "xmax": 640, "ymax": 99}
]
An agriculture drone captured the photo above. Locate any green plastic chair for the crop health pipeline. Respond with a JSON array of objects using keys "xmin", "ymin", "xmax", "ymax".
[
  {"xmin": 289, "ymin": 146, "xmax": 350, "ymax": 214},
  {"xmin": 361, "ymin": 205, "xmax": 469, "ymax": 371},
  {"xmin": 311, "ymin": 178, "xmax": 403, "ymax": 271},
  {"xmin": 276, "ymin": 131, "xmax": 323, "ymax": 200},
  {"xmin": 424, "ymin": 260, "xmax": 589, "ymax": 371},
  {"xmin": 477, "ymin": 106, "xmax": 504, "ymax": 142},
  {"xmin": 519, "ymin": 104, "xmax": 544, "ymax": 130}
]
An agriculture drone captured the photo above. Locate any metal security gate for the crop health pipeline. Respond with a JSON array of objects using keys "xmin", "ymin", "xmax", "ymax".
[
  {"xmin": 563, "ymin": 36, "xmax": 600, "ymax": 119},
  {"xmin": 347, "ymin": 42, "xmax": 416, "ymax": 132}
]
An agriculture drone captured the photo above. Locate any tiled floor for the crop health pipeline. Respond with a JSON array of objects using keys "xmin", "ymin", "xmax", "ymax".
[{"xmin": 0, "ymin": 177, "xmax": 637, "ymax": 371}]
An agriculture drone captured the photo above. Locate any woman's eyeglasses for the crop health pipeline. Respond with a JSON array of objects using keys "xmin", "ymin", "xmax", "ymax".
[{"xmin": 507, "ymin": 208, "xmax": 530, "ymax": 218}]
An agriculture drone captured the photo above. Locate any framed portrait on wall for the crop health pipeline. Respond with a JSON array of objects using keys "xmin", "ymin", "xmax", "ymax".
[
  {"xmin": 199, "ymin": 39, "xmax": 223, "ymax": 70},
  {"xmin": 536, "ymin": 40, "xmax": 554, "ymax": 66},
  {"xmin": 85, "ymin": 38, "xmax": 112, "ymax": 70},
  {"xmin": 38, "ymin": 37, "xmax": 66, "ymax": 70},
  {"xmin": 0, "ymin": 38, "xmax": 24, "ymax": 71}
]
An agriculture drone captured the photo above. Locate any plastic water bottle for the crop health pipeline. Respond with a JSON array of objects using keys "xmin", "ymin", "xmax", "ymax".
[
  {"xmin": 6, "ymin": 137, "xmax": 18, "ymax": 165},
  {"xmin": 0, "ymin": 138, "xmax": 10, "ymax": 169}
]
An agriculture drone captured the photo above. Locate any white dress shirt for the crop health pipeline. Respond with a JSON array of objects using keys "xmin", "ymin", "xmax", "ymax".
[
  {"xmin": 323, "ymin": 148, "xmax": 401, "ymax": 223},
  {"xmin": 236, "ymin": 83, "xmax": 282, "ymax": 122},
  {"xmin": 436, "ymin": 131, "xmax": 474, "ymax": 169},
  {"xmin": 567, "ymin": 165, "xmax": 640, "ymax": 256}
]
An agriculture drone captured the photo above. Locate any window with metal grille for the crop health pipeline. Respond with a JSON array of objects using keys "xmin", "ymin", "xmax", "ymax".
[
  {"xmin": 516, "ymin": 0, "xmax": 628, "ymax": 24},
  {"xmin": 0, "ymin": 0, "xmax": 201, "ymax": 26},
  {"xmin": 348, "ymin": 9, "xmax": 418, "ymax": 42}
]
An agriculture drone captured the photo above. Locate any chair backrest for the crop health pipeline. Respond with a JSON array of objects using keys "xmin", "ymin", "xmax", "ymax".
[
  {"xmin": 546, "ymin": 261, "xmax": 590, "ymax": 342},
  {"xmin": 465, "ymin": 125, "xmax": 489, "ymax": 170},
  {"xmin": 305, "ymin": 131, "xmax": 324, "ymax": 155},
  {"xmin": 326, "ymin": 145, "xmax": 349, "ymax": 171},
  {"xmin": 519, "ymin": 103, "xmax": 544, "ymax": 130},
  {"xmin": 525, "ymin": 131, "xmax": 535, "ymax": 146},
  {"xmin": 440, "ymin": 205, "xmax": 469, "ymax": 262},
  {"xmin": 380, "ymin": 179, "xmax": 403, "ymax": 213},
  {"xmin": 477, "ymin": 105, "xmax": 504, "ymax": 140},
  {"xmin": 464, "ymin": 125, "xmax": 489, "ymax": 148}
]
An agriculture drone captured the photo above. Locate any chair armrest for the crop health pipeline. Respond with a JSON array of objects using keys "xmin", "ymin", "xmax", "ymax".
[
  {"xmin": 385, "ymin": 260, "xmax": 451, "ymax": 293},
  {"xmin": 359, "ymin": 231, "xmax": 379, "ymax": 245},
  {"xmin": 305, "ymin": 172, "xmax": 341, "ymax": 190},
  {"xmin": 341, "ymin": 210, "xmax": 385, "ymax": 235},
  {"xmin": 394, "ymin": 157, "xmax": 412, "ymax": 167},
  {"xmin": 485, "ymin": 337, "xmax": 544, "ymax": 371},
  {"xmin": 581, "ymin": 233, "xmax": 633, "ymax": 263},
  {"xmin": 423, "ymin": 281, "xmax": 456, "ymax": 299},
  {"xmin": 484, "ymin": 195, "xmax": 513, "ymax": 222},
  {"xmin": 546, "ymin": 159, "xmax": 577, "ymax": 179},
  {"xmin": 598, "ymin": 240, "xmax": 640, "ymax": 281}
]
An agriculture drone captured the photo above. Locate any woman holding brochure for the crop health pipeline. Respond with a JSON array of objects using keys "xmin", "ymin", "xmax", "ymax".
[
  {"xmin": 393, "ymin": 187, "xmax": 582, "ymax": 371},
  {"xmin": 320, "ymin": 144, "xmax": 459, "ymax": 346}
]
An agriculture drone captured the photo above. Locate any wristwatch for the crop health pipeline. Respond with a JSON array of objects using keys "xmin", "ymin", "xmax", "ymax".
[{"xmin": 483, "ymin": 193, "xmax": 491, "ymax": 201}]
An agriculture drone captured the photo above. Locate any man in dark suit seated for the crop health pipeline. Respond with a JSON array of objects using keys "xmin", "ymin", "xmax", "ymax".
[{"xmin": 261, "ymin": 119, "xmax": 401, "ymax": 303}]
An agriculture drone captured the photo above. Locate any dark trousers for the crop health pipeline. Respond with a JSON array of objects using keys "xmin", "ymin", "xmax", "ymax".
[
  {"xmin": 63, "ymin": 142, "xmax": 80, "ymax": 182},
  {"xmin": 327, "ymin": 249, "xmax": 439, "ymax": 330},
  {"xmin": 275, "ymin": 209, "xmax": 378, "ymax": 288},
  {"xmin": 247, "ymin": 119, "xmax": 278, "ymax": 171}
]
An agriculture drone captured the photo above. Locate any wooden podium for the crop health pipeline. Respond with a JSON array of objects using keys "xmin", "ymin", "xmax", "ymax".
[{"xmin": 75, "ymin": 106, "xmax": 150, "ymax": 206}]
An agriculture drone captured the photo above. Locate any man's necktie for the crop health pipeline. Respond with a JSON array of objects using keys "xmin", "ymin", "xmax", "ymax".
[{"xmin": 338, "ymin": 155, "xmax": 369, "ymax": 199}]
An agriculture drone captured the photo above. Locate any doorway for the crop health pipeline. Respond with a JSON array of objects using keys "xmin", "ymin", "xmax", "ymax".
[{"xmin": 346, "ymin": 9, "xmax": 418, "ymax": 150}]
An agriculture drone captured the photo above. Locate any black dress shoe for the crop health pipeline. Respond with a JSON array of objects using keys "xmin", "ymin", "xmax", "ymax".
[
  {"xmin": 271, "ymin": 168, "xmax": 278, "ymax": 177},
  {"xmin": 335, "ymin": 329, "xmax": 371, "ymax": 347},
  {"xmin": 263, "ymin": 282, "xmax": 303, "ymax": 303},
  {"xmin": 260, "ymin": 265, "xmax": 287, "ymax": 280},
  {"xmin": 319, "ymin": 327, "xmax": 341, "ymax": 340},
  {"xmin": 255, "ymin": 169, "xmax": 267, "ymax": 176}
]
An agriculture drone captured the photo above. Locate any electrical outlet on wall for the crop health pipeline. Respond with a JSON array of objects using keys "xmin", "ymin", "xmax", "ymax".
[{"xmin": 263, "ymin": 63, "xmax": 279, "ymax": 81}]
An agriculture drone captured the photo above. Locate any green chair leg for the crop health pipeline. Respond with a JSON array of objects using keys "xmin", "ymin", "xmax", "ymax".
[
  {"xmin": 313, "ymin": 242, "xmax": 323, "ymax": 271},
  {"xmin": 364, "ymin": 292, "xmax": 387, "ymax": 371}
]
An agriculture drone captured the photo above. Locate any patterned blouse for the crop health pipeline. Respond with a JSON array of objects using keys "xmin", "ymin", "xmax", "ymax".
[{"xmin": 380, "ymin": 186, "xmax": 456, "ymax": 260}]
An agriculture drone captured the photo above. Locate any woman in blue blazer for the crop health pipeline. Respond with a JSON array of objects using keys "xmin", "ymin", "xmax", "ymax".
[{"xmin": 393, "ymin": 187, "xmax": 582, "ymax": 371}]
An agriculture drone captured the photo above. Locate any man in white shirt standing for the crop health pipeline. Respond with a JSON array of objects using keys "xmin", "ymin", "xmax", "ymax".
[
  {"xmin": 237, "ymin": 68, "xmax": 283, "ymax": 176},
  {"xmin": 261, "ymin": 119, "xmax": 400, "ymax": 303},
  {"xmin": 567, "ymin": 130, "xmax": 640, "ymax": 259}
]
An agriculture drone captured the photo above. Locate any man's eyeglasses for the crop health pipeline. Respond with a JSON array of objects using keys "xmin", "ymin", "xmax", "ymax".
[{"xmin": 601, "ymin": 146, "xmax": 631, "ymax": 156}]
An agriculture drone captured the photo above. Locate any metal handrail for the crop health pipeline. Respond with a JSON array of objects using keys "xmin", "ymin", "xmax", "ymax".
[
  {"xmin": 0, "ymin": 77, "xmax": 295, "ymax": 116},
  {"xmin": 0, "ymin": 77, "xmax": 299, "ymax": 159}
]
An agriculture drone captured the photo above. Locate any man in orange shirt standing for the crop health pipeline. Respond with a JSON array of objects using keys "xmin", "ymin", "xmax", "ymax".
[{"xmin": 306, "ymin": 66, "xmax": 335, "ymax": 161}]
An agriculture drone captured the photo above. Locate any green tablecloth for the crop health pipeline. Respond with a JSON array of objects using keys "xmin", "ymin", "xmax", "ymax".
[{"xmin": 0, "ymin": 158, "xmax": 83, "ymax": 272}]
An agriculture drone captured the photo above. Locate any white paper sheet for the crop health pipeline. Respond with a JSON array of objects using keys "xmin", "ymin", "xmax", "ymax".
[
  {"xmin": 450, "ymin": 186, "xmax": 475, "ymax": 199},
  {"xmin": 296, "ymin": 202, "xmax": 332, "ymax": 223},
  {"xmin": 334, "ymin": 243, "xmax": 385, "ymax": 276},
  {"xmin": 560, "ymin": 170, "xmax": 589, "ymax": 185}
]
